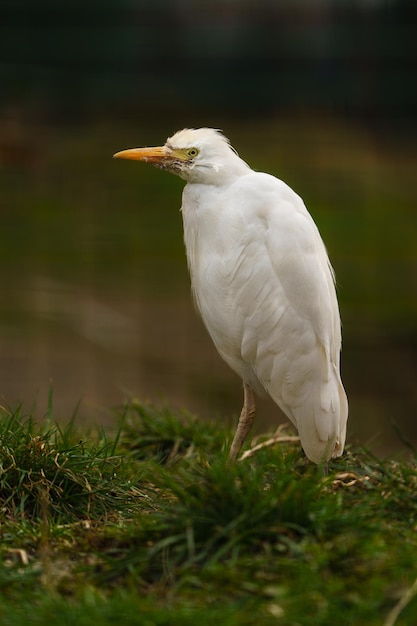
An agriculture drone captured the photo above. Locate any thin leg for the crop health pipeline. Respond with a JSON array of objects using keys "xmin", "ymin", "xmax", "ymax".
[{"xmin": 229, "ymin": 383, "xmax": 256, "ymax": 462}]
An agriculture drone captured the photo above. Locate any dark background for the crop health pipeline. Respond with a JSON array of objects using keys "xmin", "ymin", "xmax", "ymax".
[{"xmin": 1, "ymin": 0, "xmax": 416, "ymax": 455}]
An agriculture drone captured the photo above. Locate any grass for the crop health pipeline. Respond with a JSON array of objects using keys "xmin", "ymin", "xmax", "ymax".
[{"xmin": 0, "ymin": 403, "xmax": 417, "ymax": 625}]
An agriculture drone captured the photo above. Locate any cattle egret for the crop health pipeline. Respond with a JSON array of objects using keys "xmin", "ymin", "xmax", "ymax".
[{"xmin": 113, "ymin": 128, "xmax": 348, "ymax": 463}]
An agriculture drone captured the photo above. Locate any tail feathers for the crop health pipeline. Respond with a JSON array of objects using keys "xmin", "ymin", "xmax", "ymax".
[
  {"xmin": 254, "ymin": 347, "xmax": 348, "ymax": 464},
  {"xmin": 291, "ymin": 375, "xmax": 348, "ymax": 464}
]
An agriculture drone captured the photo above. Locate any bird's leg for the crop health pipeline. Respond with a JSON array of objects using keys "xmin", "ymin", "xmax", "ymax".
[{"xmin": 229, "ymin": 383, "xmax": 256, "ymax": 462}]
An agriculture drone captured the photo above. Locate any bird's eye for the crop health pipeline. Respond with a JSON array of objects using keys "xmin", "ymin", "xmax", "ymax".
[{"xmin": 186, "ymin": 148, "xmax": 199, "ymax": 158}]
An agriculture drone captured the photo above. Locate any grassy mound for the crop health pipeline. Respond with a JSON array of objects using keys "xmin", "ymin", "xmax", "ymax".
[{"xmin": 0, "ymin": 402, "xmax": 416, "ymax": 625}]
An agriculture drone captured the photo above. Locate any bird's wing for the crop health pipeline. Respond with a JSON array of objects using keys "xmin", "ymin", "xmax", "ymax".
[{"xmin": 232, "ymin": 173, "xmax": 347, "ymax": 461}]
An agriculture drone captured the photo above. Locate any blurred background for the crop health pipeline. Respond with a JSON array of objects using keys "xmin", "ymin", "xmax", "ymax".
[{"xmin": 0, "ymin": 0, "xmax": 416, "ymax": 455}]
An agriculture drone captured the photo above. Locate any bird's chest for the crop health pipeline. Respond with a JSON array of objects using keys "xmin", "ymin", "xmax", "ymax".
[
  {"xmin": 181, "ymin": 188, "xmax": 240, "ymax": 292},
  {"xmin": 181, "ymin": 186, "xmax": 254, "ymax": 346}
]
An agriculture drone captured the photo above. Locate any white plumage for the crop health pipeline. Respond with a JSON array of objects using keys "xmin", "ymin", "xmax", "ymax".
[{"xmin": 114, "ymin": 128, "xmax": 348, "ymax": 463}]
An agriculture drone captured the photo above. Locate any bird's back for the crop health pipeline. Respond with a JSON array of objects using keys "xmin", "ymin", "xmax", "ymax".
[{"xmin": 181, "ymin": 170, "xmax": 348, "ymax": 463}]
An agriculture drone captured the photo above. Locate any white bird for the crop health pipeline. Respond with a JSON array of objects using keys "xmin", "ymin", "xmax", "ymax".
[{"xmin": 114, "ymin": 128, "xmax": 348, "ymax": 464}]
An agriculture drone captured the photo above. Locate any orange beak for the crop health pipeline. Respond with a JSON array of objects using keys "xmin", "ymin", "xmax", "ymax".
[{"xmin": 113, "ymin": 145, "xmax": 175, "ymax": 165}]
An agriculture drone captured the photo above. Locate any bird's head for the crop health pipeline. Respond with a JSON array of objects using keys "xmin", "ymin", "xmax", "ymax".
[{"xmin": 113, "ymin": 128, "xmax": 249, "ymax": 184}]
